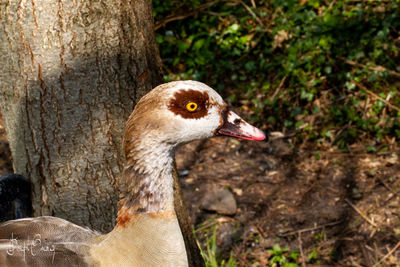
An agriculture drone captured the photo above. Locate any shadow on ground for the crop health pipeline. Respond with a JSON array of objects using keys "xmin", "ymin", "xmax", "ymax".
[{"xmin": 176, "ymin": 136, "xmax": 400, "ymax": 266}]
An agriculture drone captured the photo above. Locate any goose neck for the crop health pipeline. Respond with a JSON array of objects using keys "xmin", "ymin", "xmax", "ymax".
[{"xmin": 117, "ymin": 139, "xmax": 176, "ymax": 226}]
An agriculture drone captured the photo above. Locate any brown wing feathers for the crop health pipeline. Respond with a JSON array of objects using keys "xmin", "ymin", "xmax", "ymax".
[{"xmin": 0, "ymin": 217, "xmax": 97, "ymax": 266}]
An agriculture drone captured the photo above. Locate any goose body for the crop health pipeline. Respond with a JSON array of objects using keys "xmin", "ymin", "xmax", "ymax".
[{"xmin": 0, "ymin": 81, "xmax": 265, "ymax": 266}]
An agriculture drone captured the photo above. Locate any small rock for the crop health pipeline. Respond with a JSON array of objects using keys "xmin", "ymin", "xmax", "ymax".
[
  {"xmin": 179, "ymin": 169, "xmax": 190, "ymax": 176},
  {"xmin": 269, "ymin": 131, "xmax": 285, "ymax": 139},
  {"xmin": 232, "ymin": 188, "xmax": 243, "ymax": 196},
  {"xmin": 185, "ymin": 178, "xmax": 194, "ymax": 184},
  {"xmin": 201, "ymin": 187, "xmax": 237, "ymax": 215},
  {"xmin": 216, "ymin": 220, "xmax": 240, "ymax": 249}
]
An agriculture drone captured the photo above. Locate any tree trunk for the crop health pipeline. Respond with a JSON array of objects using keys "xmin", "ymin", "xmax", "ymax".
[
  {"xmin": 0, "ymin": 0, "xmax": 203, "ymax": 265},
  {"xmin": 0, "ymin": 0, "xmax": 161, "ymax": 232}
]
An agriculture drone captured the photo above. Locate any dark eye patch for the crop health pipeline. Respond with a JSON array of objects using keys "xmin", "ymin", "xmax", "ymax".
[{"xmin": 168, "ymin": 89, "xmax": 210, "ymax": 119}]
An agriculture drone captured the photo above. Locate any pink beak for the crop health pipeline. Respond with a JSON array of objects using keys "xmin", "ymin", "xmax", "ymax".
[{"xmin": 216, "ymin": 109, "xmax": 266, "ymax": 141}]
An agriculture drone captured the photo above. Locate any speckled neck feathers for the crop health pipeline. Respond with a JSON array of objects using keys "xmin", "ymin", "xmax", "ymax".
[
  {"xmin": 118, "ymin": 138, "xmax": 175, "ymax": 215},
  {"xmin": 116, "ymin": 100, "xmax": 178, "ymax": 225}
]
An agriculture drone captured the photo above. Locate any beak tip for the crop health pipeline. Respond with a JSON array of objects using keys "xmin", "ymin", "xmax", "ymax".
[
  {"xmin": 217, "ymin": 109, "xmax": 266, "ymax": 141},
  {"xmin": 250, "ymin": 129, "xmax": 266, "ymax": 141}
]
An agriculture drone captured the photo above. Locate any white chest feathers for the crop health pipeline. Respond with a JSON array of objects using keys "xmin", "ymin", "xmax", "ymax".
[{"xmin": 89, "ymin": 212, "xmax": 188, "ymax": 267}]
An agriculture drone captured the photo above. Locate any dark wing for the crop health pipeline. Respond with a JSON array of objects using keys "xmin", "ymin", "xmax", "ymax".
[{"xmin": 0, "ymin": 216, "xmax": 99, "ymax": 266}]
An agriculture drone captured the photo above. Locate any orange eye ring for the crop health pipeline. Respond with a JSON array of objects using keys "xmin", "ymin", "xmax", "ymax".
[{"xmin": 186, "ymin": 102, "xmax": 198, "ymax": 112}]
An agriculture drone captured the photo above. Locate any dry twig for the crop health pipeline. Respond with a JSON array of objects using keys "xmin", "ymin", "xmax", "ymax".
[
  {"xmin": 154, "ymin": 1, "xmax": 218, "ymax": 30},
  {"xmin": 270, "ymin": 76, "xmax": 287, "ymax": 100},
  {"xmin": 280, "ymin": 220, "xmax": 342, "ymax": 236},
  {"xmin": 339, "ymin": 56, "xmax": 400, "ymax": 78},
  {"xmin": 352, "ymin": 81, "xmax": 400, "ymax": 113},
  {"xmin": 238, "ymin": 0, "xmax": 264, "ymax": 26},
  {"xmin": 298, "ymin": 232, "xmax": 306, "ymax": 267},
  {"xmin": 373, "ymin": 240, "xmax": 400, "ymax": 267},
  {"xmin": 345, "ymin": 199, "xmax": 378, "ymax": 228}
]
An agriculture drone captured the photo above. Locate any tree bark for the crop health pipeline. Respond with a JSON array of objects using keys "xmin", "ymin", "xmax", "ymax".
[
  {"xmin": 0, "ymin": 0, "xmax": 161, "ymax": 231},
  {"xmin": 0, "ymin": 0, "xmax": 203, "ymax": 265}
]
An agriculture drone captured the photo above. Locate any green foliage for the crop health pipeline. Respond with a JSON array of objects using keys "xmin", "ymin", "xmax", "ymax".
[
  {"xmin": 267, "ymin": 243, "xmax": 323, "ymax": 266},
  {"xmin": 153, "ymin": 0, "xmax": 400, "ymax": 148},
  {"xmin": 307, "ymin": 248, "xmax": 318, "ymax": 263},
  {"xmin": 197, "ymin": 227, "xmax": 237, "ymax": 267},
  {"xmin": 268, "ymin": 244, "xmax": 300, "ymax": 267}
]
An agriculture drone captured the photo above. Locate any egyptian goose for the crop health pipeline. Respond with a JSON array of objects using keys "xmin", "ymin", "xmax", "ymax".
[{"xmin": 0, "ymin": 81, "xmax": 265, "ymax": 266}]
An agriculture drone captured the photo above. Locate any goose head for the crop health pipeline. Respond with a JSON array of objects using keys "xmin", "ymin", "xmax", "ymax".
[
  {"xmin": 119, "ymin": 80, "xmax": 265, "ymax": 215},
  {"xmin": 124, "ymin": 80, "xmax": 265, "ymax": 151}
]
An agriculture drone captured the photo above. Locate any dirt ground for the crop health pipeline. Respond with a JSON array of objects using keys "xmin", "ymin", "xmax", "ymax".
[
  {"xmin": 1, "ymin": 113, "xmax": 399, "ymax": 266},
  {"xmin": 175, "ymin": 136, "xmax": 400, "ymax": 266}
]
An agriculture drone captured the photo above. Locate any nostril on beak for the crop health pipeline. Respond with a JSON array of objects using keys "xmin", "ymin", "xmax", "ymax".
[{"xmin": 233, "ymin": 119, "xmax": 241, "ymax": 125}]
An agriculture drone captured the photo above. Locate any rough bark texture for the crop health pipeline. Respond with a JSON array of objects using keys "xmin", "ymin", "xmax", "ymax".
[{"xmin": 0, "ymin": 0, "xmax": 162, "ymax": 232}]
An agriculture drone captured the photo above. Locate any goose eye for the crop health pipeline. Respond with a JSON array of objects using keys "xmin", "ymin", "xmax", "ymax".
[{"xmin": 185, "ymin": 102, "xmax": 198, "ymax": 112}]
